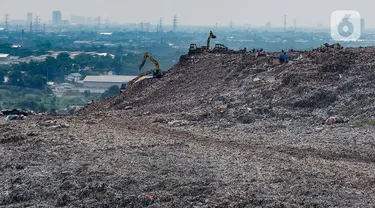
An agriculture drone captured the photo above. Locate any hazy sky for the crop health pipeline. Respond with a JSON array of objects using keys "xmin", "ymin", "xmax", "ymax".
[{"xmin": 1, "ymin": 0, "xmax": 374, "ymax": 27}]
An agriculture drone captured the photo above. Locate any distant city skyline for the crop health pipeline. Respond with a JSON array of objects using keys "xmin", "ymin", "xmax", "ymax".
[
  {"xmin": 52, "ymin": 11, "xmax": 62, "ymax": 25},
  {"xmin": 1, "ymin": 0, "xmax": 375, "ymax": 28}
]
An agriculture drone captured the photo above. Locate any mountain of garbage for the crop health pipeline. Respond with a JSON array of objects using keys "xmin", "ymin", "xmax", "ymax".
[
  {"xmin": 83, "ymin": 46, "xmax": 375, "ymax": 125},
  {"xmin": 4, "ymin": 46, "xmax": 375, "ymax": 207}
]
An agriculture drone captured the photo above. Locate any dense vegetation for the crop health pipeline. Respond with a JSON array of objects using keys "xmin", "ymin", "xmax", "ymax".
[
  {"xmin": 101, "ymin": 85, "xmax": 120, "ymax": 98},
  {"xmin": 0, "ymin": 85, "xmax": 91, "ymax": 112},
  {"xmin": 0, "ymin": 43, "xmax": 49, "ymax": 58},
  {"xmin": 0, "ymin": 53, "xmax": 134, "ymax": 90},
  {"xmin": 0, "ymin": 40, "xmax": 181, "ymax": 112},
  {"xmin": 0, "ymin": 46, "xmax": 179, "ymax": 91}
]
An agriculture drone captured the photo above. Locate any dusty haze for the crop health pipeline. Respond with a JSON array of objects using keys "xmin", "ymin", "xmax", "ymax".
[{"xmin": 1, "ymin": 0, "xmax": 375, "ymax": 27}]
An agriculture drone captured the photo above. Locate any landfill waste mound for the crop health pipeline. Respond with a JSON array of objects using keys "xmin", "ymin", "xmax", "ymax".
[
  {"xmin": 3, "ymin": 47, "xmax": 375, "ymax": 207},
  {"xmin": 84, "ymin": 47, "xmax": 375, "ymax": 124}
]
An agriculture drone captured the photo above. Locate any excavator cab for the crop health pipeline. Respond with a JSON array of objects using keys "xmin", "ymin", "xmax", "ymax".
[
  {"xmin": 188, "ymin": 44, "xmax": 205, "ymax": 55},
  {"xmin": 119, "ymin": 83, "xmax": 127, "ymax": 94},
  {"xmin": 188, "ymin": 44, "xmax": 198, "ymax": 55},
  {"xmin": 189, "ymin": 44, "xmax": 197, "ymax": 50}
]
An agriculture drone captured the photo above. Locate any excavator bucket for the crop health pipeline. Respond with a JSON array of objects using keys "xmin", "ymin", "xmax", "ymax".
[{"xmin": 212, "ymin": 34, "xmax": 217, "ymax": 39}]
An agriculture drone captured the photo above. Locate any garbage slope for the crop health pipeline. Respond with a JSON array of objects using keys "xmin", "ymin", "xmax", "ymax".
[
  {"xmin": 86, "ymin": 47, "xmax": 375, "ymax": 123},
  {"xmin": 5, "ymin": 48, "xmax": 375, "ymax": 207}
]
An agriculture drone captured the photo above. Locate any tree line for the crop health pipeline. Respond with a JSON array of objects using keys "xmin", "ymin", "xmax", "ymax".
[{"xmin": 0, "ymin": 51, "xmax": 149, "ymax": 89}]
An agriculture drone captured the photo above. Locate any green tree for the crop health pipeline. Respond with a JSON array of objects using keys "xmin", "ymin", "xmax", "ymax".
[
  {"xmin": 51, "ymin": 96, "xmax": 57, "ymax": 107},
  {"xmin": 0, "ymin": 70, "xmax": 4, "ymax": 84},
  {"xmin": 57, "ymin": 52, "xmax": 71, "ymax": 62},
  {"xmin": 16, "ymin": 99, "xmax": 38, "ymax": 110},
  {"xmin": 44, "ymin": 56, "xmax": 58, "ymax": 80},
  {"xmin": 8, "ymin": 71, "xmax": 23, "ymax": 86},
  {"xmin": 48, "ymin": 108, "xmax": 57, "ymax": 115},
  {"xmin": 27, "ymin": 61, "xmax": 44, "ymax": 76},
  {"xmin": 38, "ymin": 104, "xmax": 47, "ymax": 113},
  {"xmin": 112, "ymin": 56, "xmax": 124, "ymax": 75},
  {"xmin": 84, "ymin": 90, "xmax": 91, "ymax": 97},
  {"xmin": 57, "ymin": 52, "xmax": 72, "ymax": 76},
  {"xmin": 73, "ymin": 54, "xmax": 95, "ymax": 68},
  {"xmin": 101, "ymin": 85, "xmax": 119, "ymax": 98},
  {"xmin": 24, "ymin": 74, "xmax": 47, "ymax": 89},
  {"xmin": 115, "ymin": 45, "xmax": 124, "ymax": 56}
]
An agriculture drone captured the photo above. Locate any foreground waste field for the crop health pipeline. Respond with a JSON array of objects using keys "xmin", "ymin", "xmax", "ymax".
[{"xmin": 3, "ymin": 47, "xmax": 375, "ymax": 207}]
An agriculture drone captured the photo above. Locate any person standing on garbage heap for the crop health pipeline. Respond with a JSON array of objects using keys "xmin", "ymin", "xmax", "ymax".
[{"xmin": 255, "ymin": 50, "xmax": 260, "ymax": 58}]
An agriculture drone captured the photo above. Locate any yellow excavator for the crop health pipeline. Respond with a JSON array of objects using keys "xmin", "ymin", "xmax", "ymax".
[
  {"xmin": 188, "ymin": 31, "xmax": 216, "ymax": 55},
  {"xmin": 204, "ymin": 31, "xmax": 217, "ymax": 50},
  {"xmin": 121, "ymin": 52, "xmax": 161, "ymax": 92}
]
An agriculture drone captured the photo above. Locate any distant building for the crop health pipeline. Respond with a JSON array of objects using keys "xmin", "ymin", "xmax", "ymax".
[
  {"xmin": 85, "ymin": 52, "xmax": 115, "ymax": 58},
  {"xmin": 0, "ymin": 54, "xmax": 10, "ymax": 61},
  {"xmin": 61, "ymin": 20, "xmax": 70, "ymax": 25},
  {"xmin": 361, "ymin": 18, "xmax": 365, "ymax": 30},
  {"xmin": 52, "ymin": 11, "xmax": 62, "ymax": 25},
  {"xmin": 83, "ymin": 75, "xmax": 151, "ymax": 89},
  {"xmin": 105, "ymin": 18, "xmax": 111, "ymax": 25},
  {"xmin": 70, "ymin": 15, "xmax": 86, "ymax": 25},
  {"xmin": 65, "ymin": 73, "xmax": 82, "ymax": 82},
  {"xmin": 10, "ymin": 19, "xmax": 26, "ymax": 25},
  {"xmin": 100, "ymin": 32, "xmax": 113, "ymax": 35},
  {"xmin": 73, "ymin": 40, "xmax": 91, "ymax": 45},
  {"xmin": 361, "ymin": 18, "xmax": 365, "ymax": 38},
  {"xmin": 47, "ymin": 82, "xmax": 55, "ymax": 86},
  {"xmin": 55, "ymin": 83, "xmax": 75, "ymax": 93},
  {"xmin": 265, "ymin": 22, "xmax": 271, "ymax": 29},
  {"xmin": 53, "ymin": 82, "xmax": 80, "ymax": 97},
  {"xmin": 27, "ymin": 13, "xmax": 33, "ymax": 23},
  {"xmin": 86, "ymin": 17, "xmax": 93, "ymax": 25}
]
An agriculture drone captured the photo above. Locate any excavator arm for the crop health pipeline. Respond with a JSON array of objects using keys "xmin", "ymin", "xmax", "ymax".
[
  {"xmin": 206, "ymin": 31, "xmax": 217, "ymax": 50},
  {"xmin": 139, "ymin": 52, "xmax": 160, "ymax": 73},
  {"xmin": 188, "ymin": 31, "xmax": 217, "ymax": 55},
  {"xmin": 128, "ymin": 71, "xmax": 153, "ymax": 89},
  {"xmin": 125, "ymin": 52, "xmax": 161, "ymax": 90}
]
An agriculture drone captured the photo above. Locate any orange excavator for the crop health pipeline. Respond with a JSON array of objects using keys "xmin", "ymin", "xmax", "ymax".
[{"xmin": 120, "ymin": 52, "xmax": 161, "ymax": 92}]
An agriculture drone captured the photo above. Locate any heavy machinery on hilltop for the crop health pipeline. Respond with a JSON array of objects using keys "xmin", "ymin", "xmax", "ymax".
[
  {"xmin": 120, "ymin": 52, "xmax": 161, "ymax": 93},
  {"xmin": 212, "ymin": 44, "xmax": 229, "ymax": 53},
  {"xmin": 188, "ymin": 31, "xmax": 216, "ymax": 55},
  {"xmin": 203, "ymin": 31, "xmax": 217, "ymax": 50},
  {"xmin": 188, "ymin": 44, "xmax": 203, "ymax": 55}
]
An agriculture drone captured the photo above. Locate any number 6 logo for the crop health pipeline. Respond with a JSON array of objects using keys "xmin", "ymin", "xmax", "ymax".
[{"xmin": 331, "ymin": 11, "xmax": 361, "ymax": 41}]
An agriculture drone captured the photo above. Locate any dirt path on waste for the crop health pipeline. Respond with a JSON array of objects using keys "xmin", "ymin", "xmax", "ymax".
[{"xmin": 2, "ymin": 113, "xmax": 375, "ymax": 207}]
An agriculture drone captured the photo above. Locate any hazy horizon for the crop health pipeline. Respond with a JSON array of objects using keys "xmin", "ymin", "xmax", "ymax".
[{"xmin": 1, "ymin": 0, "xmax": 375, "ymax": 28}]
